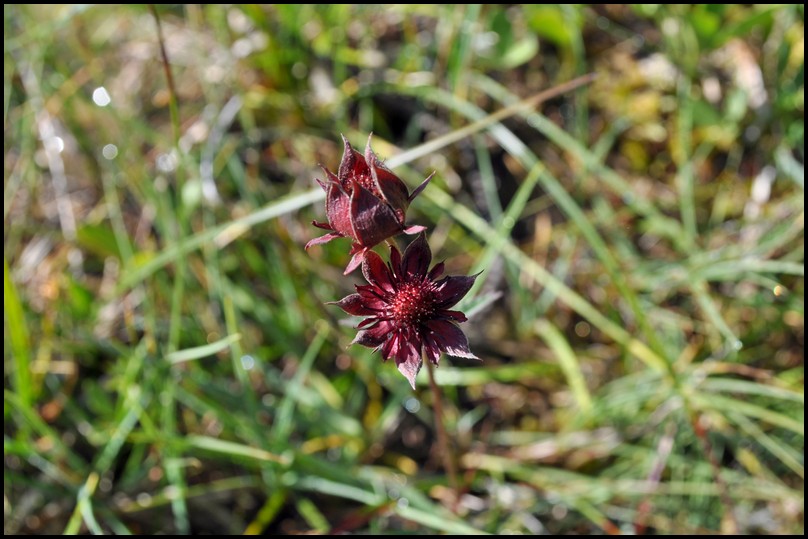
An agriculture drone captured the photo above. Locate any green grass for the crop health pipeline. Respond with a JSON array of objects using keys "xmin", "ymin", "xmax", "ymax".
[{"xmin": 4, "ymin": 4, "xmax": 804, "ymax": 535}]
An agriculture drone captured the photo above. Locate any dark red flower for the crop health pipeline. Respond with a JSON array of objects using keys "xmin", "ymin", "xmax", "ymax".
[
  {"xmin": 305, "ymin": 134, "xmax": 433, "ymax": 274},
  {"xmin": 331, "ymin": 233, "xmax": 479, "ymax": 389}
]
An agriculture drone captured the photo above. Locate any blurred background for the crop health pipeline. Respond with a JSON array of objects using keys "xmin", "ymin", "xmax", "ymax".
[{"xmin": 4, "ymin": 4, "xmax": 804, "ymax": 535}]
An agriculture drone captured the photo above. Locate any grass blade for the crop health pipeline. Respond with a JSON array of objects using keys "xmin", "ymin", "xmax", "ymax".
[
  {"xmin": 165, "ymin": 333, "xmax": 242, "ymax": 364},
  {"xmin": 4, "ymin": 257, "xmax": 33, "ymax": 408},
  {"xmin": 535, "ymin": 319, "xmax": 593, "ymax": 414},
  {"xmin": 185, "ymin": 435, "xmax": 289, "ymax": 465}
]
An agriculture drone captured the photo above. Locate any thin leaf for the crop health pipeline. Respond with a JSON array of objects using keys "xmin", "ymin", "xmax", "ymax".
[
  {"xmin": 5, "ymin": 257, "xmax": 33, "ymax": 408},
  {"xmin": 535, "ymin": 319, "xmax": 593, "ymax": 414},
  {"xmin": 185, "ymin": 435, "xmax": 290, "ymax": 465},
  {"xmin": 165, "ymin": 333, "xmax": 242, "ymax": 364}
]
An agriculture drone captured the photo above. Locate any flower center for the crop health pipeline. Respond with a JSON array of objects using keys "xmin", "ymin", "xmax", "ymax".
[
  {"xmin": 350, "ymin": 172, "xmax": 381, "ymax": 198},
  {"xmin": 389, "ymin": 280, "xmax": 437, "ymax": 326}
]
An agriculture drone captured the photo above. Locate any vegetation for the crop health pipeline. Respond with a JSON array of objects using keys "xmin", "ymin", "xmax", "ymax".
[{"xmin": 4, "ymin": 4, "xmax": 804, "ymax": 534}]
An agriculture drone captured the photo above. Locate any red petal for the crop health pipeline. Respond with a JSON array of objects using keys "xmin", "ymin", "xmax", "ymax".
[
  {"xmin": 424, "ymin": 320, "xmax": 478, "ymax": 360},
  {"xmin": 402, "ymin": 224, "xmax": 426, "ymax": 236},
  {"xmin": 325, "ymin": 182, "xmax": 354, "ymax": 238},
  {"xmin": 356, "ymin": 284, "xmax": 388, "ymax": 307},
  {"xmin": 422, "ymin": 334, "xmax": 442, "ymax": 366},
  {"xmin": 328, "ymin": 294, "xmax": 376, "ymax": 316},
  {"xmin": 428, "ymin": 261, "xmax": 445, "ymax": 280},
  {"xmin": 353, "ymin": 320, "xmax": 392, "ymax": 348},
  {"xmin": 343, "ymin": 248, "xmax": 366, "ymax": 275},
  {"xmin": 401, "ymin": 232, "xmax": 431, "ymax": 279},
  {"xmin": 339, "ymin": 134, "xmax": 371, "ymax": 183},
  {"xmin": 362, "ymin": 249, "xmax": 395, "ymax": 292},
  {"xmin": 357, "ymin": 317, "xmax": 379, "ymax": 328},
  {"xmin": 434, "ymin": 272, "xmax": 479, "ymax": 308},
  {"xmin": 380, "ymin": 330, "xmax": 400, "ymax": 362},
  {"xmin": 365, "ymin": 135, "xmax": 410, "ymax": 213},
  {"xmin": 366, "ymin": 320, "xmax": 394, "ymax": 339},
  {"xmin": 394, "ymin": 334, "xmax": 422, "ymax": 389},
  {"xmin": 349, "ymin": 181, "xmax": 403, "ymax": 247},
  {"xmin": 305, "ymin": 231, "xmax": 342, "ymax": 250},
  {"xmin": 311, "ymin": 220, "xmax": 333, "ymax": 231},
  {"xmin": 389, "ymin": 244, "xmax": 403, "ymax": 279},
  {"xmin": 408, "ymin": 171, "xmax": 435, "ymax": 203},
  {"xmin": 320, "ymin": 166, "xmax": 343, "ymax": 190},
  {"xmin": 353, "ymin": 331, "xmax": 381, "ymax": 349},
  {"xmin": 397, "ymin": 360, "xmax": 421, "ymax": 389},
  {"xmin": 355, "ymin": 294, "xmax": 387, "ymax": 312},
  {"xmin": 439, "ymin": 309, "xmax": 467, "ymax": 323}
]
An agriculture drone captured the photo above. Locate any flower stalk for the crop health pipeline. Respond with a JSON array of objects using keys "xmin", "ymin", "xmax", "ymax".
[{"xmin": 424, "ymin": 352, "xmax": 459, "ymax": 502}]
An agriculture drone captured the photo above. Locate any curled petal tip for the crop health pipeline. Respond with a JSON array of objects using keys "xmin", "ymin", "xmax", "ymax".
[
  {"xmin": 402, "ymin": 224, "xmax": 426, "ymax": 235},
  {"xmin": 305, "ymin": 231, "xmax": 341, "ymax": 250}
]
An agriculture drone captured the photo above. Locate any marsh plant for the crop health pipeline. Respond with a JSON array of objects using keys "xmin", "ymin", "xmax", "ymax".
[{"xmin": 307, "ymin": 136, "xmax": 480, "ymax": 495}]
